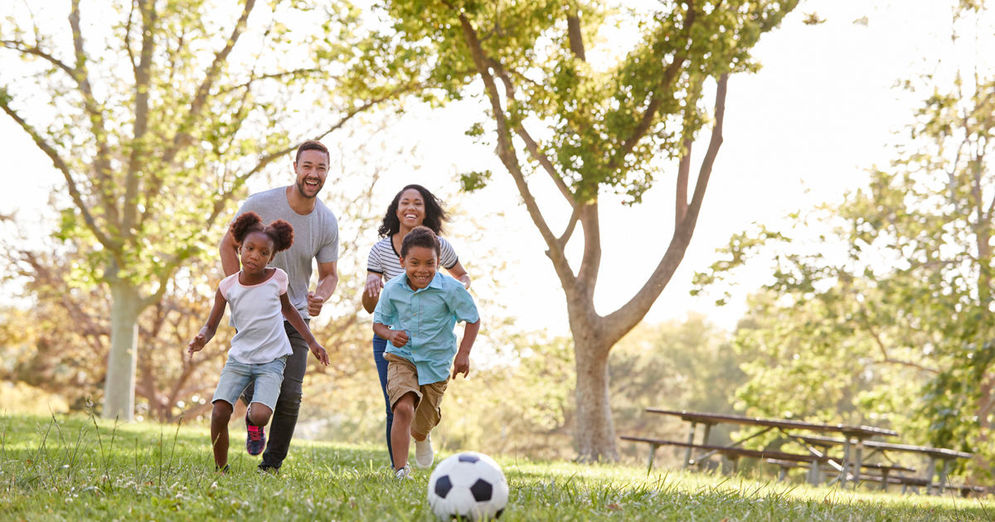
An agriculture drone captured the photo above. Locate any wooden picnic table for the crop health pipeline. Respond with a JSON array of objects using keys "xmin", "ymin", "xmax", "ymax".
[
  {"xmin": 794, "ymin": 434, "xmax": 975, "ymax": 494},
  {"xmin": 641, "ymin": 409, "xmax": 897, "ymax": 486}
]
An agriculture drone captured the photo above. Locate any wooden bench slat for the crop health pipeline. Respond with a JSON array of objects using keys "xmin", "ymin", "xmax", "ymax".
[{"xmin": 620, "ymin": 435, "xmax": 826, "ymax": 463}]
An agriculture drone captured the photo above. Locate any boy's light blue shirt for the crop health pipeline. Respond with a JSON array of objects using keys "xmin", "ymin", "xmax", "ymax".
[{"xmin": 373, "ymin": 271, "xmax": 479, "ymax": 385}]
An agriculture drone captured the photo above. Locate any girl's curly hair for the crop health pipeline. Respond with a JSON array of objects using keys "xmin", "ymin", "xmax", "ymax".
[{"xmin": 230, "ymin": 212, "xmax": 294, "ymax": 252}]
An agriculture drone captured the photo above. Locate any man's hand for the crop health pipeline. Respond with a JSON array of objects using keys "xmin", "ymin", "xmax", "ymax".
[
  {"xmin": 389, "ymin": 329, "xmax": 409, "ymax": 348},
  {"xmin": 452, "ymin": 352, "xmax": 470, "ymax": 379},
  {"xmin": 307, "ymin": 291, "xmax": 324, "ymax": 317},
  {"xmin": 309, "ymin": 342, "xmax": 330, "ymax": 366}
]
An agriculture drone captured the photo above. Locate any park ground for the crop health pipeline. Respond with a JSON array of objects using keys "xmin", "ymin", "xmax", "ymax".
[{"xmin": 0, "ymin": 413, "xmax": 992, "ymax": 521}]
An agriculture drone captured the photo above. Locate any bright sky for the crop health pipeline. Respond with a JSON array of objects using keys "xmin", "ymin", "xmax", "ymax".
[{"xmin": 1, "ymin": 1, "xmax": 988, "ymax": 335}]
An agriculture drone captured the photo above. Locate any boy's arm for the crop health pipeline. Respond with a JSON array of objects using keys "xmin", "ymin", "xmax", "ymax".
[
  {"xmin": 451, "ymin": 319, "xmax": 480, "ymax": 379},
  {"xmin": 188, "ymin": 289, "xmax": 227, "ymax": 356},
  {"xmin": 374, "ymin": 322, "xmax": 409, "ymax": 348},
  {"xmin": 281, "ymin": 294, "xmax": 329, "ymax": 366}
]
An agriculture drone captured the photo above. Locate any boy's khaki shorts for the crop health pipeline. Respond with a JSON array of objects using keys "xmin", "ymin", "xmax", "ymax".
[{"xmin": 384, "ymin": 353, "xmax": 449, "ymax": 436}]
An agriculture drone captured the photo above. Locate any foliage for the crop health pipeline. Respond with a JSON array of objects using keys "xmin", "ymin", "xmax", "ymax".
[
  {"xmin": 610, "ymin": 316, "xmax": 748, "ymax": 460},
  {"xmin": 0, "ymin": 0, "xmax": 420, "ymax": 419},
  {"xmin": 367, "ymin": 0, "xmax": 800, "ymax": 460},
  {"xmin": 693, "ymin": 4, "xmax": 995, "ymax": 479},
  {"xmin": 0, "ymin": 413, "xmax": 991, "ymax": 520}
]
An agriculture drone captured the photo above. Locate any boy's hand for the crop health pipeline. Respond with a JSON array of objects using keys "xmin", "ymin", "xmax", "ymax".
[
  {"xmin": 187, "ymin": 329, "xmax": 209, "ymax": 358},
  {"xmin": 389, "ymin": 329, "xmax": 409, "ymax": 347},
  {"xmin": 309, "ymin": 342, "xmax": 330, "ymax": 366},
  {"xmin": 452, "ymin": 352, "xmax": 470, "ymax": 379}
]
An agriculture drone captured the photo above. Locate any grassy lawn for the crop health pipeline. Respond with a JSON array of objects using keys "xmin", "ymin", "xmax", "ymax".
[{"xmin": 0, "ymin": 413, "xmax": 991, "ymax": 521}]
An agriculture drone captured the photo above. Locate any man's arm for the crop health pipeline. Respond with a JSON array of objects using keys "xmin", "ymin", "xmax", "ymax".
[
  {"xmin": 307, "ymin": 261, "xmax": 338, "ymax": 316},
  {"xmin": 219, "ymin": 229, "xmax": 240, "ymax": 277}
]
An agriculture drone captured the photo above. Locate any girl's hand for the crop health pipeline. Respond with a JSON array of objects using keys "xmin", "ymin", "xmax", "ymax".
[
  {"xmin": 458, "ymin": 274, "xmax": 471, "ymax": 290},
  {"xmin": 187, "ymin": 329, "xmax": 209, "ymax": 357},
  {"xmin": 452, "ymin": 352, "xmax": 470, "ymax": 379},
  {"xmin": 389, "ymin": 329, "xmax": 409, "ymax": 348},
  {"xmin": 309, "ymin": 342, "xmax": 330, "ymax": 366},
  {"xmin": 365, "ymin": 273, "xmax": 384, "ymax": 298}
]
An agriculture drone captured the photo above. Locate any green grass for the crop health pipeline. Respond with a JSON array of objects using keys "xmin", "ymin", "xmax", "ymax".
[{"xmin": 0, "ymin": 413, "xmax": 991, "ymax": 521}]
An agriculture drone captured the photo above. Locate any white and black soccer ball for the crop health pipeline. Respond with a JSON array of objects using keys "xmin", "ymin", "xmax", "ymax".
[{"xmin": 427, "ymin": 452, "xmax": 509, "ymax": 520}]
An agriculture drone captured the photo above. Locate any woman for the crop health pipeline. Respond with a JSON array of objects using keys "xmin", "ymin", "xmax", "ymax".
[{"xmin": 364, "ymin": 184, "xmax": 470, "ymax": 465}]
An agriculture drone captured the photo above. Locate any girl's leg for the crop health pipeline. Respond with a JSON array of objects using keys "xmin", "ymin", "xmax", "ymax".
[
  {"xmin": 246, "ymin": 402, "xmax": 273, "ymax": 427},
  {"xmin": 390, "ymin": 392, "xmax": 417, "ymax": 470},
  {"xmin": 211, "ymin": 401, "xmax": 234, "ymax": 469},
  {"xmin": 373, "ymin": 335, "xmax": 394, "ymax": 466}
]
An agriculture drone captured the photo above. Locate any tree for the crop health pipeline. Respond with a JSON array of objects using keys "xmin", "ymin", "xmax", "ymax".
[
  {"xmin": 694, "ymin": 3, "xmax": 995, "ymax": 477},
  {"xmin": 0, "ymin": 0, "xmax": 417, "ymax": 420},
  {"xmin": 375, "ymin": 0, "xmax": 798, "ymax": 460}
]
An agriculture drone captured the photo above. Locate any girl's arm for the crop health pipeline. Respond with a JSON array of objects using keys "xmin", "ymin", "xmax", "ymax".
[
  {"xmin": 281, "ymin": 293, "xmax": 330, "ymax": 366},
  {"xmin": 451, "ymin": 319, "xmax": 480, "ymax": 378},
  {"xmin": 362, "ymin": 271, "xmax": 384, "ymax": 313},
  {"xmin": 446, "ymin": 262, "xmax": 471, "ymax": 289},
  {"xmin": 188, "ymin": 289, "xmax": 227, "ymax": 356}
]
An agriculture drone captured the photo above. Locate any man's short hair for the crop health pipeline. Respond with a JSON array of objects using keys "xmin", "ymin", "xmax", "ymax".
[{"xmin": 295, "ymin": 140, "xmax": 329, "ymax": 164}]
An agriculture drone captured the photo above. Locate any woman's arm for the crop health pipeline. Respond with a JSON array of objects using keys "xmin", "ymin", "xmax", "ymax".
[
  {"xmin": 362, "ymin": 271, "xmax": 384, "ymax": 313},
  {"xmin": 446, "ymin": 261, "xmax": 471, "ymax": 289}
]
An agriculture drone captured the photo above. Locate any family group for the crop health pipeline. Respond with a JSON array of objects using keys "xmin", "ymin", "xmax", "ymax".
[{"xmin": 186, "ymin": 140, "xmax": 480, "ymax": 480}]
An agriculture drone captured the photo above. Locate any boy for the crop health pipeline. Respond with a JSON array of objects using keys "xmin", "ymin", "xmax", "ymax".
[{"xmin": 373, "ymin": 226, "xmax": 481, "ymax": 480}]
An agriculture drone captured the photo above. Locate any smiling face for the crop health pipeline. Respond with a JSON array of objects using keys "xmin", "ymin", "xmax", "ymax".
[
  {"xmin": 293, "ymin": 149, "xmax": 329, "ymax": 199},
  {"xmin": 400, "ymin": 245, "xmax": 438, "ymax": 290},
  {"xmin": 396, "ymin": 188, "xmax": 426, "ymax": 231},
  {"xmin": 239, "ymin": 231, "xmax": 275, "ymax": 277}
]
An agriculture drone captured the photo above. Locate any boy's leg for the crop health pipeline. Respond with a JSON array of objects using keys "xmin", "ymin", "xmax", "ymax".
[
  {"xmin": 384, "ymin": 353, "xmax": 423, "ymax": 472},
  {"xmin": 372, "ymin": 335, "xmax": 394, "ymax": 467},
  {"xmin": 412, "ymin": 379, "xmax": 448, "ymax": 439},
  {"xmin": 211, "ymin": 401, "xmax": 234, "ymax": 469},
  {"xmin": 390, "ymin": 392, "xmax": 417, "ymax": 470},
  {"xmin": 258, "ymin": 321, "xmax": 309, "ymax": 471}
]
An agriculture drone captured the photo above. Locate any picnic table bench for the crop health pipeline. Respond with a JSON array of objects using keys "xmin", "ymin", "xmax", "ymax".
[
  {"xmin": 622, "ymin": 409, "xmax": 897, "ymax": 487},
  {"xmin": 790, "ymin": 434, "xmax": 979, "ymax": 495}
]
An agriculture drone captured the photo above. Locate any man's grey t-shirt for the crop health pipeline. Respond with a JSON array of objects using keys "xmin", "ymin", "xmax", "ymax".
[{"xmin": 234, "ymin": 186, "xmax": 339, "ymax": 318}]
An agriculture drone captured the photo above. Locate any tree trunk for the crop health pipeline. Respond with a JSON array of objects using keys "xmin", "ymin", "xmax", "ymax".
[
  {"xmin": 573, "ymin": 338, "xmax": 618, "ymax": 461},
  {"xmin": 102, "ymin": 281, "xmax": 141, "ymax": 420}
]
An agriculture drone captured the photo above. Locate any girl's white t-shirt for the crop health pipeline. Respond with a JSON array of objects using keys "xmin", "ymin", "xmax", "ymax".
[{"xmin": 219, "ymin": 268, "xmax": 293, "ymax": 364}]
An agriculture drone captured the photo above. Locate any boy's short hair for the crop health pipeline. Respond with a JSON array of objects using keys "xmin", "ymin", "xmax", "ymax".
[{"xmin": 401, "ymin": 226, "xmax": 441, "ymax": 258}]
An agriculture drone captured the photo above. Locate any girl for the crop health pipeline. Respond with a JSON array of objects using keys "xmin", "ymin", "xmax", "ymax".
[
  {"xmin": 189, "ymin": 212, "xmax": 329, "ymax": 472},
  {"xmin": 363, "ymin": 184, "xmax": 471, "ymax": 467}
]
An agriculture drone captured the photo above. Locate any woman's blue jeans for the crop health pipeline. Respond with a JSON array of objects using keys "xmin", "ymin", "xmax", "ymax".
[{"xmin": 373, "ymin": 334, "xmax": 394, "ymax": 466}]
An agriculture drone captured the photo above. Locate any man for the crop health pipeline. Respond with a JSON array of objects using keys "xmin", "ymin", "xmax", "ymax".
[{"xmin": 219, "ymin": 140, "xmax": 339, "ymax": 472}]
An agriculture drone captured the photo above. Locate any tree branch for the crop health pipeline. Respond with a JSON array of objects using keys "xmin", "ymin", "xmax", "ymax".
[
  {"xmin": 491, "ymin": 62, "xmax": 576, "ymax": 206},
  {"xmin": 602, "ymin": 73, "xmax": 727, "ymax": 340},
  {"xmin": 121, "ymin": 0, "xmax": 157, "ymax": 240},
  {"xmin": 608, "ymin": 3, "xmax": 696, "ymax": 172},
  {"xmin": 0, "ymin": 94, "xmax": 117, "ymax": 251},
  {"xmin": 675, "ymin": 138, "xmax": 692, "ymax": 228},
  {"xmin": 449, "ymin": 5, "xmax": 576, "ymax": 288},
  {"xmin": 161, "ymin": 0, "xmax": 257, "ymax": 167},
  {"xmin": 69, "ymin": 0, "xmax": 118, "ymax": 226}
]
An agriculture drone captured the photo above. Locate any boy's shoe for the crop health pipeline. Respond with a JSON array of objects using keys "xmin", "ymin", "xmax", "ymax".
[
  {"xmin": 414, "ymin": 434, "xmax": 434, "ymax": 468},
  {"xmin": 215, "ymin": 464, "xmax": 230, "ymax": 474},
  {"xmin": 394, "ymin": 464, "xmax": 412, "ymax": 481},
  {"xmin": 246, "ymin": 422, "xmax": 266, "ymax": 456}
]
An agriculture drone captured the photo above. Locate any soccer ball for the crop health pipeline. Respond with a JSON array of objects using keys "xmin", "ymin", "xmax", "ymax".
[{"xmin": 427, "ymin": 452, "xmax": 509, "ymax": 520}]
